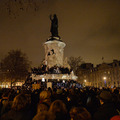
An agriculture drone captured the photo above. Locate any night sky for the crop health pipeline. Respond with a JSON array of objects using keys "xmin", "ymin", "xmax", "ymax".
[{"xmin": 0, "ymin": 0, "xmax": 120, "ymax": 67}]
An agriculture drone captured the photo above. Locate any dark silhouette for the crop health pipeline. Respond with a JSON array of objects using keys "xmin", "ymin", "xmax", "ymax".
[{"xmin": 50, "ymin": 14, "xmax": 58, "ymax": 37}]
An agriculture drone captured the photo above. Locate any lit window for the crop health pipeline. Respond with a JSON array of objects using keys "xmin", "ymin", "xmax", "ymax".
[{"xmin": 108, "ymin": 71, "xmax": 110, "ymax": 74}]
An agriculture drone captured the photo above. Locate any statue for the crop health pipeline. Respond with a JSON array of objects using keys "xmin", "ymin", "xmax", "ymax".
[{"xmin": 50, "ymin": 14, "xmax": 58, "ymax": 37}]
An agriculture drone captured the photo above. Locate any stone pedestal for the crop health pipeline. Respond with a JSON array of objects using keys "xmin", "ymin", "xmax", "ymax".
[
  {"xmin": 31, "ymin": 36, "xmax": 78, "ymax": 82},
  {"xmin": 44, "ymin": 37, "xmax": 66, "ymax": 68}
]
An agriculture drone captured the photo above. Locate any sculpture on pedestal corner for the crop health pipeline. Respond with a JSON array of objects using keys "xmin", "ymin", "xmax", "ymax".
[{"xmin": 50, "ymin": 14, "xmax": 59, "ymax": 37}]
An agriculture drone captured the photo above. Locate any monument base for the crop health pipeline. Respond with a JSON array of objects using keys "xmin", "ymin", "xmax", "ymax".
[{"xmin": 47, "ymin": 36, "xmax": 62, "ymax": 41}]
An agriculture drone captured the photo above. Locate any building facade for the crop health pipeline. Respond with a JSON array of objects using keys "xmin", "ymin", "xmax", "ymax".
[{"xmin": 78, "ymin": 60, "xmax": 120, "ymax": 88}]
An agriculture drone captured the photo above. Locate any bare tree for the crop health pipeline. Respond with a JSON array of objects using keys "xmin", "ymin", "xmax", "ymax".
[
  {"xmin": 0, "ymin": 0, "xmax": 48, "ymax": 17},
  {"xmin": 68, "ymin": 56, "xmax": 84, "ymax": 75},
  {"xmin": 0, "ymin": 49, "xmax": 31, "ymax": 88}
]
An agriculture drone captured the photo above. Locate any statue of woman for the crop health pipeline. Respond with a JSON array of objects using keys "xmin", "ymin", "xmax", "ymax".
[{"xmin": 50, "ymin": 14, "xmax": 58, "ymax": 37}]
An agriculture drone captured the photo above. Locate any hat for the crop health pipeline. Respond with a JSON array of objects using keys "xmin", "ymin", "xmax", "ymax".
[
  {"xmin": 110, "ymin": 115, "xmax": 120, "ymax": 120},
  {"xmin": 99, "ymin": 90, "xmax": 112, "ymax": 101}
]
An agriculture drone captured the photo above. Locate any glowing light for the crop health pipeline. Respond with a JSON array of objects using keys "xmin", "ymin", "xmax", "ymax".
[
  {"xmin": 42, "ymin": 78, "xmax": 45, "ymax": 82},
  {"xmin": 62, "ymin": 75, "xmax": 66, "ymax": 79},
  {"xmin": 103, "ymin": 77, "xmax": 107, "ymax": 80},
  {"xmin": 63, "ymin": 80, "xmax": 65, "ymax": 83}
]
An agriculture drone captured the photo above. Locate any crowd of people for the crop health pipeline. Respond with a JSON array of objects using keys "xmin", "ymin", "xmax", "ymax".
[{"xmin": 0, "ymin": 86, "xmax": 120, "ymax": 120}]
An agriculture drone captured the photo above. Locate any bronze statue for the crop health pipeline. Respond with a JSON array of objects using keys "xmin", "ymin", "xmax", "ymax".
[{"xmin": 50, "ymin": 14, "xmax": 58, "ymax": 37}]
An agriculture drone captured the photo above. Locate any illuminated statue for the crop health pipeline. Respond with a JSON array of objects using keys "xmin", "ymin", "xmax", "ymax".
[{"xmin": 50, "ymin": 14, "xmax": 58, "ymax": 37}]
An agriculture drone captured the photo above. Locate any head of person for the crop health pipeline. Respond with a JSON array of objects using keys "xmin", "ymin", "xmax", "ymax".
[
  {"xmin": 12, "ymin": 93, "xmax": 29, "ymax": 111},
  {"xmin": 49, "ymin": 100, "xmax": 67, "ymax": 120},
  {"xmin": 32, "ymin": 111, "xmax": 55, "ymax": 120},
  {"xmin": 113, "ymin": 89, "xmax": 119, "ymax": 94},
  {"xmin": 73, "ymin": 107, "xmax": 91, "ymax": 120},
  {"xmin": 39, "ymin": 90, "xmax": 51, "ymax": 104},
  {"xmin": 37, "ymin": 103, "xmax": 49, "ymax": 114},
  {"xmin": 56, "ymin": 89, "xmax": 62, "ymax": 95},
  {"xmin": 99, "ymin": 90, "xmax": 112, "ymax": 104},
  {"xmin": 69, "ymin": 107, "xmax": 79, "ymax": 120},
  {"xmin": 110, "ymin": 115, "xmax": 120, "ymax": 120}
]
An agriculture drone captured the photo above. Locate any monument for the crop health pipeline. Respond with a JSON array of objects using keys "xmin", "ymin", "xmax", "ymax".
[
  {"xmin": 31, "ymin": 14, "xmax": 77, "ymax": 86},
  {"xmin": 44, "ymin": 14, "xmax": 66, "ymax": 68}
]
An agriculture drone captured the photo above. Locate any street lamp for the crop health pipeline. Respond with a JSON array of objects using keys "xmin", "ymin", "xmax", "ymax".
[
  {"xmin": 103, "ymin": 76, "xmax": 107, "ymax": 87},
  {"xmin": 103, "ymin": 77, "xmax": 106, "ymax": 80},
  {"xmin": 84, "ymin": 80, "xmax": 87, "ymax": 82},
  {"xmin": 83, "ymin": 79, "xmax": 87, "ymax": 87}
]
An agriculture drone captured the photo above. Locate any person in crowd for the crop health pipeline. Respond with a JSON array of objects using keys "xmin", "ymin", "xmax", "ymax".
[
  {"xmin": 37, "ymin": 103, "xmax": 49, "ymax": 113},
  {"xmin": 54, "ymin": 88, "xmax": 64, "ymax": 101},
  {"xmin": 1, "ymin": 93, "xmax": 34, "ymax": 120},
  {"xmin": 112, "ymin": 88, "xmax": 120, "ymax": 111},
  {"xmin": 65, "ymin": 88, "xmax": 82, "ymax": 111},
  {"xmin": 39, "ymin": 90, "xmax": 52, "ymax": 107},
  {"xmin": 31, "ymin": 89, "xmax": 41, "ymax": 116},
  {"xmin": 32, "ymin": 111, "xmax": 55, "ymax": 120},
  {"xmin": 69, "ymin": 107, "xmax": 80, "ymax": 120},
  {"xmin": 110, "ymin": 115, "xmax": 120, "ymax": 120},
  {"xmin": 32, "ymin": 103, "xmax": 50, "ymax": 120},
  {"xmin": 69, "ymin": 106, "xmax": 91, "ymax": 120},
  {"xmin": 86, "ymin": 88, "xmax": 100, "ymax": 117},
  {"xmin": 0, "ymin": 89, "xmax": 17, "ymax": 116},
  {"xmin": 49, "ymin": 99, "xmax": 68, "ymax": 120},
  {"xmin": 93, "ymin": 90, "xmax": 119, "ymax": 120}
]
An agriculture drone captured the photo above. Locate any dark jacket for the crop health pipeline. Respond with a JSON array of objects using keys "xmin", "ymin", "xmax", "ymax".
[
  {"xmin": 93, "ymin": 102, "xmax": 119, "ymax": 120},
  {"xmin": 1, "ymin": 108, "xmax": 34, "ymax": 120}
]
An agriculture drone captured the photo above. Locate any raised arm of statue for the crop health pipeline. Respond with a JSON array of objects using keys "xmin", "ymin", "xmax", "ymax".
[{"xmin": 49, "ymin": 14, "xmax": 52, "ymax": 21}]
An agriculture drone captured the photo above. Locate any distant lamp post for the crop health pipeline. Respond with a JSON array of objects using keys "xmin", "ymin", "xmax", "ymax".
[
  {"xmin": 103, "ymin": 77, "xmax": 106, "ymax": 80},
  {"xmin": 84, "ymin": 80, "xmax": 87, "ymax": 82},
  {"xmin": 83, "ymin": 79, "xmax": 87, "ymax": 87},
  {"xmin": 103, "ymin": 76, "xmax": 107, "ymax": 87}
]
